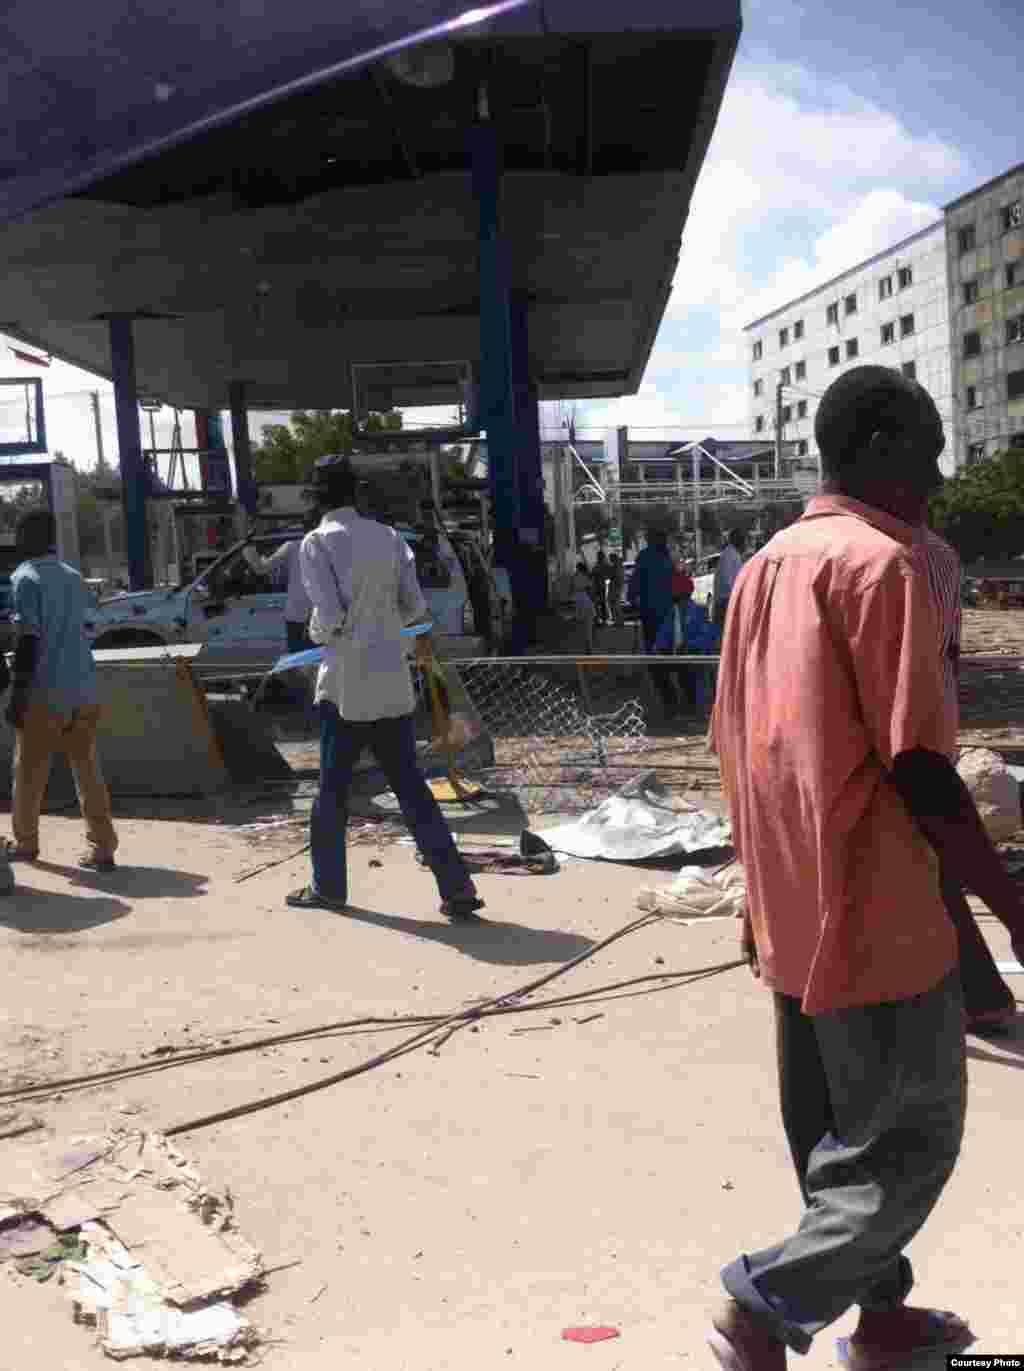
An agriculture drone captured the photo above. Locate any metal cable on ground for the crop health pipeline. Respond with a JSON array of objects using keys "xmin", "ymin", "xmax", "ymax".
[
  {"xmin": 0, "ymin": 912, "xmax": 745, "ymax": 1134},
  {"xmin": 0, "ymin": 959, "xmax": 742, "ymax": 1107}
]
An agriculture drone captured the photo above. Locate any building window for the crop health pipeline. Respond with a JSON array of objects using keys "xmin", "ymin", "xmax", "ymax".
[
  {"xmin": 753, "ymin": 379, "xmax": 763, "ymax": 397},
  {"xmin": 795, "ymin": 360, "xmax": 806, "ymax": 380},
  {"xmin": 755, "ymin": 415, "xmax": 764, "ymax": 432},
  {"xmin": 796, "ymin": 440, "xmax": 809, "ymax": 457},
  {"xmin": 844, "ymin": 292, "xmax": 858, "ymax": 315},
  {"xmin": 1009, "ymin": 369, "xmax": 1024, "ymax": 401},
  {"xmin": 846, "ymin": 337, "xmax": 859, "ymax": 359},
  {"xmin": 797, "ymin": 400, "xmax": 808, "ymax": 419},
  {"xmin": 828, "ymin": 345, "xmax": 840, "ymax": 366},
  {"xmin": 826, "ymin": 302, "xmax": 839, "ymax": 325},
  {"xmin": 780, "ymin": 366, "xmax": 791, "ymax": 386},
  {"xmin": 1012, "ymin": 432, "xmax": 1024, "ymax": 450},
  {"xmin": 963, "ymin": 280, "xmax": 979, "ymax": 305},
  {"xmin": 753, "ymin": 340, "xmax": 763, "ymax": 361},
  {"xmin": 1002, "ymin": 201, "xmax": 1024, "ymax": 232},
  {"xmin": 963, "ymin": 330, "xmax": 981, "ymax": 357},
  {"xmin": 902, "ymin": 361, "xmax": 917, "ymax": 380},
  {"xmin": 781, "ymin": 405, "xmax": 793, "ymax": 423},
  {"xmin": 881, "ymin": 322, "xmax": 896, "ymax": 345},
  {"xmin": 779, "ymin": 327, "xmax": 789, "ymax": 348},
  {"xmin": 900, "ymin": 313, "xmax": 915, "ymax": 337},
  {"xmin": 794, "ymin": 319, "xmax": 804, "ymax": 340},
  {"xmin": 898, "ymin": 266, "xmax": 913, "ymax": 290},
  {"xmin": 1009, "ymin": 264, "xmax": 1020, "ymax": 289},
  {"xmin": 1006, "ymin": 315, "xmax": 1024, "ymax": 345},
  {"xmin": 966, "ymin": 385, "xmax": 978, "ymax": 409},
  {"xmin": 879, "ymin": 275, "xmax": 893, "ymax": 300},
  {"xmin": 958, "ymin": 224, "xmax": 976, "ymax": 254},
  {"xmin": 967, "ymin": 442, "xmax": 986, "ymax": 464}
]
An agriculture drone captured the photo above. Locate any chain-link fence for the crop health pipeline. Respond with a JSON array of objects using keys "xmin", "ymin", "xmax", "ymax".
[
  {"xmin": 252, "ymin": 652, "xmax": 720, "ymax": 815},
  {"xmin": 453, "ymin": 655, "xmax": 717, "ymax": 813}
]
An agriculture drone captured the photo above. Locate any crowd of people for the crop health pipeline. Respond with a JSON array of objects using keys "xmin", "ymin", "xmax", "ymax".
[{"xmin": 3, "ymin": 369, "xmax": 1021, "ymax": 1370}]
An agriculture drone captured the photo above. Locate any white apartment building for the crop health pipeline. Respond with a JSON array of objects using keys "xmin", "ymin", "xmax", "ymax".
[{"xmin": 745, "ymin": 221, "xmax": 956, "ymax": 477}]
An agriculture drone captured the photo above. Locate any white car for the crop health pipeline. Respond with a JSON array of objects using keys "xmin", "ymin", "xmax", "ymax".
[{"xmin": 85, "ymin": 527, "xmax": 487, "ymax": 678}]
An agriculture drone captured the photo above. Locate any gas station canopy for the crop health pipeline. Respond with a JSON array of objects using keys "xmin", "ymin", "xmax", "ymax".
[{"xmin": 0, "ymin": 0, "xmax": 741, "ymax": 412}]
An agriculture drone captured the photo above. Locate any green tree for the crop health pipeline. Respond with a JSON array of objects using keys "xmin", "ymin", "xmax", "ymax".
[
  {"xmin": 929, "ymin": 445, "xmax": 1024, "ymax": 563},
  {"xmin": 252, "ymin": 409, "xmax": 402, "ymax": 484}
]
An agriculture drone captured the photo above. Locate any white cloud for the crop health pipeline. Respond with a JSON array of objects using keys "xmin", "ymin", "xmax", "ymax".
[
  {"xmin": 579, "ymin": 58, "xmax": 967, "ymax": 432},
  {"xmin": 730, "ymin": 189, "xmax": 940, "ymax": 332},
  {"xmin": 667, "ymin": 66, "xmax": 963, "ymax": 322}
]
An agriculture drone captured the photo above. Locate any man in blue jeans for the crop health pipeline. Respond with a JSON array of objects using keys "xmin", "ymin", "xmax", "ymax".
[{"xmin": 286, "ymin": 456, "xmax": 482, "ymax": 921}]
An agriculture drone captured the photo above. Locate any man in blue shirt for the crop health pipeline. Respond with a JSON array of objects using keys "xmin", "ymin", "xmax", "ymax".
[
  {"xmin": 626, "ymin": 527, "xmax": 677, "ymax": 716},
  {"xmin": 5, "ymin": 510, "xmax": 118, "ymax": 871}
]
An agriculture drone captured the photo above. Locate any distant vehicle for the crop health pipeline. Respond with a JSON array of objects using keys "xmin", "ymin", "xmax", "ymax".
[{"xmin": 85, "ymin": 526, "xmax": 487, "ymax": 677}]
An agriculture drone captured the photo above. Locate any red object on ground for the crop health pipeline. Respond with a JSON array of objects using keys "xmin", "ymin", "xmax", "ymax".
[{"xmin": 561, "ymin": 1327, "xmax": 621, "ymax": 1344}]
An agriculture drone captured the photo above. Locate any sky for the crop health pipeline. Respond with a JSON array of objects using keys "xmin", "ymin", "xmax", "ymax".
[{"xmin": 1, "ymin": 0, "xmax": 1022, "ymax": 468}]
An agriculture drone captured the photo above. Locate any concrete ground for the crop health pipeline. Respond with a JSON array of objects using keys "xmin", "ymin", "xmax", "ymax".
[{"xmin": 0, "ymin": 810, "xmax": 1021, "ymax": 1371}]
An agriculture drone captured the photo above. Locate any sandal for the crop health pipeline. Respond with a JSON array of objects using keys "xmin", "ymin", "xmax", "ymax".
[
  {"xmin": 707, "ymin": 1299, "xmax": 786, "ymax": 1371},
  {"xmin": 78, "ymin": 853, "xmax": 116, "ymax": 873},
  {"xmin": 286, "ymin": 886, "xmax": 349, "ymax": 913},
  {"xmin": 838, "ymin": 1308, "xmax": 972, "ymax": 1369},
  {"xmin": 440, "ymin": 894, "xmax": 486, "ymax": 922}
]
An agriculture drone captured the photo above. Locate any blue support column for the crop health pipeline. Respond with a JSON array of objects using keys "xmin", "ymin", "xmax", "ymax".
[
  {"xmin": 510, "ymin": 291, "xmax": 548, "ymax": 613},
  {"xmin": 469, "ymin": 119, "xmax": 523, "ymax": 644},
  {"xmin": 229, "ymin": 381, "xmax": 258, "ymax": 517},
  {"xmin": 109, "ymin": 315, "xmax": 149, "ymax": 590}
]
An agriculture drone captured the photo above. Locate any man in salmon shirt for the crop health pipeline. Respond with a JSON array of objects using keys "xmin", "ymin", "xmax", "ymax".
[{"xmin": 706, "ymin": 365, "xmax": 1024, "ymax": 1371}]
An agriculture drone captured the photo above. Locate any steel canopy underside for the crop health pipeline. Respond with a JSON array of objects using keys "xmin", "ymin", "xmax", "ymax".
[{"xmin": 0, "ymin": 1, "xmax": 741, "ymax": 412}]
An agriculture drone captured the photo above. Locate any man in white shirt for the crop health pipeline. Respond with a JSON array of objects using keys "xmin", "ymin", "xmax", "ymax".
[
  {"xmin": 712, "ymin": 529, "xmax": 746, "ymax": 629},
  {"xmin": 287, "ymin": 456, "xmax": 483, "ymax": 921},
  {"xmin": 242, "ymin": 535, "xmax": 313, "ymax": 653}
]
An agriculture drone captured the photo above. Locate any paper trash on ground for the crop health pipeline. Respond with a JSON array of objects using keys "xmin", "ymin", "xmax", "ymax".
[
  {"xmin": 0, "ymin": 1128, "xmax": 263, "ymax": 1362},
  {"xmin": 541, "ymin": 772, "xmax": 731, "ymax": 862},
  {"xmin": 66, "ymin": 1221, "xmax": 256, "ymax": 1362}
]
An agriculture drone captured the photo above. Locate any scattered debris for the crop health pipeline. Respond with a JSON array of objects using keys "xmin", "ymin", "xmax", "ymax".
[
  {"xmin": 0, "ymin": 1110, "xmax": 44, "ymax": 1140},
  {"xmin": 958, "ymin": 748, "xmax": 1021, "ymax": 842},
  {"xmin": 420, "ymin": 829, "xmax": 559, "ymax": 876},
  {"xmin": 541, "ymin": 773, "xmax": 731, "ymax": 862},
  {"xmin": 636, "ymin": 863, "xmax": 745, "ymax": 921},
  {"xmin": 561, "ymin": 1326, "xmax": 621, "ymax": 1344},
  {"xmin": 16, "ymin": 1232, "xmax": 87, "ymax": 1282},
  {"xmin": 0, "ymin": 1219, "xmax": 58, "ymax": 1262},
  {"xmin": 308, "ymin": 1283, "xmax": 328, "ymax": 1304},
  {"xmin": 1, "ymin": 1129, "xmax": 264, "ymax": 1362}
]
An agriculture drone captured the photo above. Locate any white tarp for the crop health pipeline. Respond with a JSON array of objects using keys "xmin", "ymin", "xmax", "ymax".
[{"xmin": 541, "ymin": 772, "xmax": 731, "ymax": 862}]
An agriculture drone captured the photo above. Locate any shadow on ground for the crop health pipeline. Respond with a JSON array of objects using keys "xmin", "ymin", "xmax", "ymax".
[
  {"xmin": 34, "ymin": 863, "xmax": 210, "ymax": 899},
  {"xmin": 317, "ymin": 904, "xmax": 595, "ymax": 967},
  {"xmin": 0, "ymin": 890, "xmax": 132, "ymax": 934}
]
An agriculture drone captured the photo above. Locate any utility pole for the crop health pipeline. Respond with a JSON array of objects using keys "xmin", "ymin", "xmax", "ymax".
[
  {"xmin": 90, "ymin": 391, "xmax": 107, "ymax": 473},
  {"xmin": 774, "ymin": 381, "xmax": 784, "ymax": 482}
]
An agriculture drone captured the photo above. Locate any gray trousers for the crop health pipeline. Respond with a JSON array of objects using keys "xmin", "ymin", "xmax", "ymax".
[{"xmin": 722, "ymin": 971, "xmax": 965, "ymax": 1354}]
